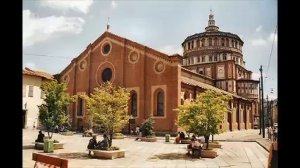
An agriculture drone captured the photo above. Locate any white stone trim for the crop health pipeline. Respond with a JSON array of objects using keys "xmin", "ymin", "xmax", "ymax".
[
  {"xmin": 75, "ymin": 92, "xmax": 86, "ymax": 118},
  {"xmin": 151, "ymin": 85, "xmax": 167, "ymax": 119},
  {"xmin": 127, "ymin": 87, "xmax": 140, "ymax": 119},
  {"xmin": 100, "ymin": 40, "xmax": 113, "ymax": 57},
  {"xmin": 78, "ymin": 59, "xmax": 87, "ymax": 72},
  {"xmin": 93, "ymin": 37, "xmax": 178, "ymax": 67},
  {"xmin": 95, "ymin": 61, "xmax": 116, "ymax": 86},
  {"xmin": 128, "ymin": 50, "xmax": 140, "ymax": 64},
  {"xmin": 153, "ymin": 60, "xmax": 166, "ymax": 74}
]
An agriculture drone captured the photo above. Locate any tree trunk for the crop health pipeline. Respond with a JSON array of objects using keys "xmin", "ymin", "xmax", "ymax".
[
  {"xmin": 204, "ymin": 135, "xmax": 210, "ymax": 149},
  {"xmin": 47, "ymin": 131, "xmax": 50, "ymax": 139},
  {"xmin": 109, "ymin": 133, "xmax": 113, "ymax": 147},
  {"xmin": 50, "ymin": 131, "xmax": 53, "ymax": 139},
  {"xmin": 212, "ymin": 134, "xmax": 214, "ymax": 142}
]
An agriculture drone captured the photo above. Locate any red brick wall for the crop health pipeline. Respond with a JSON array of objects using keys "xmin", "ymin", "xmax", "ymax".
[{"xmin": 60, "ymin": 33, "xmax": 180, "ymax": 132}]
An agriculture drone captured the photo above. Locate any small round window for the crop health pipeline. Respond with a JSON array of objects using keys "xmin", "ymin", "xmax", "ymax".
[
  {"xmin": 102, "ymin": 43, "xmax": 111, "ymax": 55},
  {"xmin": 102, "ymin": 68, "xmax": 112, "ymax": 82}
]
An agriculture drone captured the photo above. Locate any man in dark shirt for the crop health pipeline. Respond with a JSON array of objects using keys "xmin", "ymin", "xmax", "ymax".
[
  {"xmin": 87, "ymin": 135, "xmax": 97, "ymax": 155},
  {"xmin": 97, "ymin": 134, "xmax": 109, "ymax": 150},
  {"xmin": 35, "ymin": 130, "xmax": 45, "ymax": 143}
]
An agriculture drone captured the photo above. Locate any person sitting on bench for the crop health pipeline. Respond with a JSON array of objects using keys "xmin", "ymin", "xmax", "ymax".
[
  {"xmin": 87, "ymin": 135, "xmax": 97, "ymax": 155},
  {"xmin": 96, "ymin": 134, "xmax": 109, "ymax": 150},
  {"xmin": 35, "ymin": 130, "xmax": 45, "ymax": 143},
  {"xmin": 187, "ymin": 138, "xmax": 202, "ymax": 157},
  {"xmin": 83, "ymin": 128, "xmax": 93, "ymax": 137}
]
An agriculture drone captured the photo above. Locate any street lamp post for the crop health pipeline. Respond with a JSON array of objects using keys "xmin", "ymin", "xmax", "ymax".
[
  {"xmin": 259, "ymin": 65, "xmax": 265, "ymax": 138},
  {"xmin": 266, "ymin": 95, "xmax": 270, "ymax": 127}
]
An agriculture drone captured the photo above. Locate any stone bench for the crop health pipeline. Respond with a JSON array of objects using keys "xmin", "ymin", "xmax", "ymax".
[{"xmin": 87, "ymin": 149, "xmax": 126, "ymax": 159}]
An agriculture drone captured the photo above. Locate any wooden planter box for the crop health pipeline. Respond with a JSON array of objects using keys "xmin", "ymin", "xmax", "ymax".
[
  {"xmin": 34, "ymin": 142, "xmax": 64, "ymax": 150},
  {"xmin": 60, "ymin": 132, "xmax": 73, "ymax": 136},
  {"xmin": 112, "ymin": 135, "xmax": 125, "ymax": 139},
  {"xmin": 91, "ymin": 149, "xmax": 125, "ymax": 159},
  {"xmin": 180, "ymin": 139, "xmax": 191, "ymax": 144},
  {"xmin": 141, "ymin": 137, "xmax": 157, "ymax": 142},
  {"xmin": 201, "ymin": 149, "xmax": 217, "ymax": 158},
  {"xmin": 209, "ymin": 143, "xmax": 222, "ymax": 148},
  {"xmin": 54, "ymin": 143, "xmax": 64, "ymax": 149}
]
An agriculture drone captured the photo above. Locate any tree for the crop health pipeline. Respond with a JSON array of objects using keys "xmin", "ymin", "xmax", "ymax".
[
  {"xmin": 140, "ymin": 118, "xmax": 155, "ymax": 137},
  {"xmin": 82, "ymin": 82, "xmax": 130, "ymax": 148},
  {"xmin": 38, "ymin": 81, "xmax": 74, "ymax": 139},
  {"xmin": 177, "ymin": 89, "xmax": 232, "ymax": 149}
]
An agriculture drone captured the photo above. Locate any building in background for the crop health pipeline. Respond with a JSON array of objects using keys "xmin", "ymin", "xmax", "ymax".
[
  {"xmin": 58, "ymin": 13, "xmax": 259, "ymax": 133},
  {"xmin": 22, "ymin": 67, "xmax": 54, "ymax": 129},
  {"xmin": 181, "ymin": 12, "xmax": 260, "ymax": 130}
]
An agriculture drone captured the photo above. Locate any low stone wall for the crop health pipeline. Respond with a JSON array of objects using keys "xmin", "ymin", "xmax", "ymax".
[
  {"xmin": 141, "ymin": 137, "xmax": 157, "ymax": 142},
  {"xmin": 34, "ymin": 142, "xmax": 64, "ymax": 150},
  {"xmin": 90, "ymin": 150, "xmax": 125, "ymax": 159},
  {"xmin": 112, "ymin": 136, "xmax": 125, "ymax": 139},
  {"xmin": 201, "ymin": 149, "xmax": 217, "ymax": 158}
]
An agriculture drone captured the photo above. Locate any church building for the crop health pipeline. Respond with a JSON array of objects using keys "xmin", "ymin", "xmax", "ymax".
[{"xmin": 57, "ymin": 13, "xmax": 260, "ymax": 133}]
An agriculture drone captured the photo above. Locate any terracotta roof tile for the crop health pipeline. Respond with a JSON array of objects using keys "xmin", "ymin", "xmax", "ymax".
[
  {"xmin": 23, "ymin": 67, "xmax": 54, "ymax": 80},
  {"xmin": 181, "ymin": 75, "xmax": 247, "ymax": 100}
]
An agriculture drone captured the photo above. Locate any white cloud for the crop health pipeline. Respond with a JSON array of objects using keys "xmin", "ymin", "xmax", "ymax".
[
  {"xmin": 252, "ymin": 72, "xmax": 267, "ymax": 80},
  {"xmin": 267, "ymin": 94, "xmax": 277, "ymax": 100},
  {"xmin": 111, "ymin": 0, "xmax": 118, "ymax": 9},
  {"xmin": 255, "ymin": 25, "xmax": 263, "ymax": 32},
  {"xmin": 159, "ymin": 45, "xmax": 183, "ymax": 55},
  {"xmin": 251, "ymin": 38, "xmax": 267, "ymax": 46},
  {"xmin": 40, "ymin": 0, "xmax": 94, "ymax": 14},
  {"xmin": 268, "ymin": 32, "xmax": 278, "ymax": 43},
  {"xmin": 23, "ymin": 10, "xmax": 85, "ymax": 48}
]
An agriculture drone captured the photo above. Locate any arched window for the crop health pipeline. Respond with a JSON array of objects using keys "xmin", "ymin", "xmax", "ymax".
[
  {"xmin": 209, "ymin": 38, "xmax": 212, "ymax": 46},
  {"xmin": 157, "ymin": 92, "xmax": 164, "ymax": 116},
  {"xmin": 214, "ymin": 37, "xmax": 218, "ymax": 46},
  {"xmin": 221, "ymin": 38, "xmax": 225, "ymax": 46},
  {"xmin": 201, "ymin": 38, "xmax": 205, "ymax": 47},
  {"xmin": 130, "ymin": 92, "xmax": 137, "ymax": 117},
  {"xmin": 226, "ymin": 38, "xmax": 229, "ymax": 47}
]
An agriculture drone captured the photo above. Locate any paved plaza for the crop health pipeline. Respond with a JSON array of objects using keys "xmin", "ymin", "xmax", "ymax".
[{"xmin": 23, "ymin": 129, "xmax": 269, "ymax": 168}]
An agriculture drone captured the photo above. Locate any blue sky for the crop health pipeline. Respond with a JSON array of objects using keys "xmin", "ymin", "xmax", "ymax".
[{"xmin": 23, "ymin": 0, "xmax": 277, "ymax": 100}]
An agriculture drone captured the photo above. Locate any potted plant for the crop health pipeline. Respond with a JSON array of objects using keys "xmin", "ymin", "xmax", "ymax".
[{"xmin": 140, "ymin": 118, "xmax": 157, "ymax": 142}]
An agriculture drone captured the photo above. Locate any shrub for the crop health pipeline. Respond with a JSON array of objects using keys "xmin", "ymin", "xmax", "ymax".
[
  {"xmin": 113, "ymin": 133, "xmax": 124, "ymax": 136},
  {"xmin": 107, "ymin": 146, "xmax": 120, "ymax": 151},
  {"xmin": 140, "ymin": 118, "xmax": 155, "ymax": 137}
]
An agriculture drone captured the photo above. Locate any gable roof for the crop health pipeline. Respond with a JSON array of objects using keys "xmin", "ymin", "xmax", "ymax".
[
  {"xmin": 59, "ymin": 31, "xmax": 183, "ymax": 77},
  {"xmin": 23, "ymin": 67, "xmax": 54, "ymax": 80}
]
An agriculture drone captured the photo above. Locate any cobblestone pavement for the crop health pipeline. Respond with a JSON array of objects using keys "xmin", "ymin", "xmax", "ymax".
[
  {"xmin": 212, "ymin": 129, "xmax": 272, "ymax": 151},
  {"xmin": 23, "ymin": 129, "xmax": 269, "ymax": 168}
]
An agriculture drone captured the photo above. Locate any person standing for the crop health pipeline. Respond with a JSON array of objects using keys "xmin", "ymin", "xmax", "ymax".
[
  {"xmin": 135, "ymin": 126, "xmax": 140, "ymax": 135},
  {"xmin": 267, "ymin": 141, "xmax": 278, "ymax": 168}
]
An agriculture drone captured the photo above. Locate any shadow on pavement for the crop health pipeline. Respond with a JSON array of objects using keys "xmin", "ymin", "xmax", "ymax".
[
  {"xmin": 56, "ymin": 152, "xmax": 92, "ymax": 160},
  {"xmin": 148, "ymin": 152, "xmax": 199, "ymax": 161}
]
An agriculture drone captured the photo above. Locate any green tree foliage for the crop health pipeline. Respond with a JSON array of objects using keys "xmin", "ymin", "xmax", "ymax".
[
  {"xmin": 38, "ymin": 81, "xmax": 74, "ymax": 139},
  {"xmin": 177, "ymin": 90, "xmax": 232, "ymax": 149},
  {"xmin": 82, "ymin": 82, "xmax": 130, "ymax": 147},
  {"xmin": 140, "ymin": 118, "xmax": 155, "ymax": 137}
]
